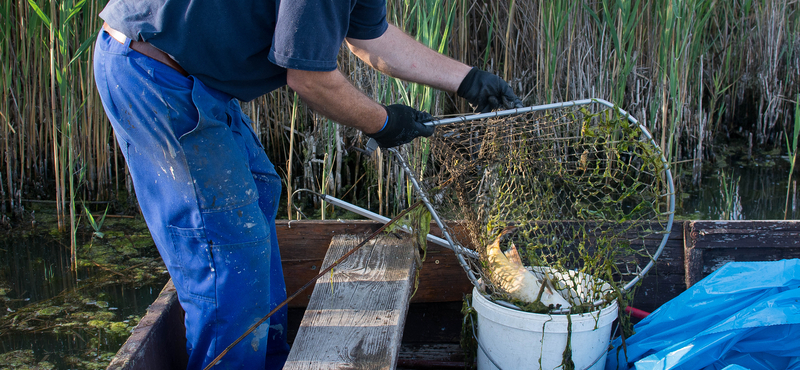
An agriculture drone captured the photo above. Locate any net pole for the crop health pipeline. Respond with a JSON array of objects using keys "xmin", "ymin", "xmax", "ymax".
[
  {"xmin": 319, "ymin": 194, "xmax": 479, "ymax": 259},
  {"xmin": 388, "ymin": 147, "xmax": 483, "ymax": 289}
]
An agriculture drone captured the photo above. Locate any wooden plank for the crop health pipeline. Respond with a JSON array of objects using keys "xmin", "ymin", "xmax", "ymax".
[
  {"xmin": 284, "ymin": 234, "xmax": 418, "ymax": 370},
  {"xmin": 276, "ymin": 221, "xmax": 474, "ymax": 307},
  {"xmin": 106, "ymin": 280, "xmax": 187, "ymax": 370},
  {"xmin": 397, "ymin": 344, "xmax": 466, "ymax": 369},
  {"xmin": 684, "ymin": 221, "xmax": 705, "ymax": 289},
  {"xmin": 684, "ymin": 220, "xmax": 800, "ymax": 287},
  {"xmin": 630, "ymin": 225, "xmax": 686, "ymax": 313},
  {"xmin": 277, "ymin": 221, "xmax": 381, "ymax": 307},
  {"xmin": 687, "ymin": 220, "xmax": 800, "ymax": 249}
]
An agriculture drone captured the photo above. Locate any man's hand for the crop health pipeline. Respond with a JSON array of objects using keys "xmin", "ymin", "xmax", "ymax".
[
  {"xmin": 457, "ymin": 68, "xmax": 523, "ymax": 113},
  {"xmin": 366, "ymin": 104, "xmax": 435, "ymax": 148}
]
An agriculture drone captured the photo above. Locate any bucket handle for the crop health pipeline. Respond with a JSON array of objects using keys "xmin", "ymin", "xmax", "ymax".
[{"xmin": 470, "ymin": 314, "xmax": 506, "ymax": 370}]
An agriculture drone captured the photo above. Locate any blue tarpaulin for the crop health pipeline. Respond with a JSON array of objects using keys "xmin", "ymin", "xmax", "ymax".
[{"xmin": 606, "ymin": 259, "xmax": 800, "ymax": 370}]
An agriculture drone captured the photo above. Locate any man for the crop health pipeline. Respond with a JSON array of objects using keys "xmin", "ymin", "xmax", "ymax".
[{"xmin": 93, "ymin": 1, "xmax": 522, "ymax": 369}]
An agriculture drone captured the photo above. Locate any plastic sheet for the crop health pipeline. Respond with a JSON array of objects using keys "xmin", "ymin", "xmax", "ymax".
[{"xmin": 606, "ymin": 259, "xmax": 800, "ymax": 370}]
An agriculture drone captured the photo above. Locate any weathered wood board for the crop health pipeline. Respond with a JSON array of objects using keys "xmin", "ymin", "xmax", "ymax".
[
  {"xmin": 684, "ymin": 220, "xmax": 800, "ymax": 287},
  {"xmin": 276, "ymin": 220, "xmax": 473, "ymax": 307},
  {"xmin": 283, "ymin": 234, "xmax": 418, "ymax": 370},
  {"xmin": 628, "ymin": 225, "xmax": 686, "ymax": 313}
]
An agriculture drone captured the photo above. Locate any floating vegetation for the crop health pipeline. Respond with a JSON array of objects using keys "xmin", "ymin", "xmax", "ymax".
[
  {"xmin": 0, "ymin": 350, "xmax": 56, "ymax": 369},
  {"xmin": 0, "ymin": 207, "xmax": 168, "ymax": 368}
]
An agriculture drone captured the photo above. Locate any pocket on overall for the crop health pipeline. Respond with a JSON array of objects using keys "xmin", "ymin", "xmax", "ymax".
[
  {"xmin": 167, "ymin": 226, "xmax": 216, "ymax": 302},
  {"xmin": 169, "ymin": 80, "xmax": 273, "ymax": 301}
]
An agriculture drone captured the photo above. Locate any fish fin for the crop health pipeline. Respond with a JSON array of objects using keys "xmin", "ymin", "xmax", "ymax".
[{"xmin": 503, "ymin": 242, "xmax": 524, "ymax": 268}]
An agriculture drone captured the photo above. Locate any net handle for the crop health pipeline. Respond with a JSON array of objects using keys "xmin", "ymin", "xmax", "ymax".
[{"xmin": 318, "ymin": 193, "xmax": 479, "ymax": 259}]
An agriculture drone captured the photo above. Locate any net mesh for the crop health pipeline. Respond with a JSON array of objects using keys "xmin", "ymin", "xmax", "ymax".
[{"xmin": 416, "ymin": 103, "xmax": 672, "ymax": 313}]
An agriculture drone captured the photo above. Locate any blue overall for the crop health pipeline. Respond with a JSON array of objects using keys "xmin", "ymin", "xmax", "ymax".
[
  {"xmin": 93, "ymin": 31, "xmax": 289, "ymax": 369},
  {"xmin": 94, "ymin": 1, "xmax": 388, "ymax": 368}
]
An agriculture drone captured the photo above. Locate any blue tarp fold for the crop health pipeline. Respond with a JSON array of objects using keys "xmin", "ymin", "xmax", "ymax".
[{"xmin": 606, "ymin": 259, "xmax": 800, "ymax": 370}]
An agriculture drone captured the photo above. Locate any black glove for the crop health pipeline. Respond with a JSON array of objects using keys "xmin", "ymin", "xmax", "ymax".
[
  {"xmin": 457, "ymin": 67, "xmax": 524, "ymax": 113},
  {"xmin": 366, "ymin": 104, "xmax": 435, "ymax": 148}
]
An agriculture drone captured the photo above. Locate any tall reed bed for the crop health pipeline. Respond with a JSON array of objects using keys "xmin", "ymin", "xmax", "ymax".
[
  {"xmin": 451, "ymin": 0, "xmax": 797, "ymax": 184},
  {"xmin": 2, "ymin": 0, "xmax": 113, "ymax": 268},
  {"xmin": 1, "ymin": 0, "xmax": 798, "ymax": 226}
]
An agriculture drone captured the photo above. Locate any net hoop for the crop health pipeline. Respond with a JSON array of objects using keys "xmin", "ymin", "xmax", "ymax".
[{"xmin": 391, "ymin": 98, "xmax": 675, "ymax": 311}]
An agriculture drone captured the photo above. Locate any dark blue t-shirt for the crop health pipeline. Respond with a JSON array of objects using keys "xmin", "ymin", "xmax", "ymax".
[{"xmin": 99, "ymin": 0, "xmax": 388, "ymax": 101}]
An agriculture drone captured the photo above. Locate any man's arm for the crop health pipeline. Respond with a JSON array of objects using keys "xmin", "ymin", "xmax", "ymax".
[
  {"xmin": 286, "ymin": 68, "xmax": 433, "ymax": 148},
  {"xmin": 345, "ymin": 24, "xmax": 472, "ymax": 93},
  {"xmin": 286, "ymin": 68, "xmax": 385, "ymax": 134},
  {"xmin": 286, "ymin": 23, "xmax": 473, "ymax": 132},
  {"xmin": 346, "ymin": 24, "xmax": 523, "ymax": 113},
  {"xmin": 286, "ymin": 22, "xmax": 522, "ymax": 148}
]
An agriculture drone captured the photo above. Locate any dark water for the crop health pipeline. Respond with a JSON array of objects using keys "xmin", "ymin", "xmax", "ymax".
[
  {"xmin": 678, "ymin": 159, "xmax": 798, "ymax": 221},
  {"xmin": 0, "ymin": 159, "xmax": 796, "ymax": 369},
  {"xmin": 0, "ymin": 227, "xmax": 169, "ymax": 369}
]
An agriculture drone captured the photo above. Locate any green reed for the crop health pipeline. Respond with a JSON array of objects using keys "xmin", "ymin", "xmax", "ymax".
[
  {"xmin": 540, "ymin": 0, "xmax": 574, "ymax": 102},
  {"xmin": 27, "ymin": 0, "xmax": 85, "ymax": 268},
  {"xmin": 785, "ymin": 95, "xmax": 799, "ymax": 219}
]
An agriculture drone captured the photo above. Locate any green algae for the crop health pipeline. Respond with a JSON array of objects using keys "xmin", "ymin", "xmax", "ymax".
[
  {"xmin": 35, "ymin": 306, "xmax": 64, "ymax": 317},
  {"xmin": 1, "ymin": 208, "xmax": 166, "ymax": 369},
  {"xmin": 459, "ymin": 294, "xmax": 479, "ymax": 370},
  {"xmin": 62, "ymin": 352, "xmax": 116, "ymax": 370},
  {"xmin": 0, "ymin": 350, "xmax": 56, "ymax": 370}
]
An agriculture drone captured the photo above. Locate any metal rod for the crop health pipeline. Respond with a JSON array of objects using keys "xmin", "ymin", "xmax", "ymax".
[
  {"xmin": 320, "ymin": 194, "xmax": 479, "ymax": 259},
  {"xmin": 425, "ymin": 98, "xmax": 600, "ymax": 126}
]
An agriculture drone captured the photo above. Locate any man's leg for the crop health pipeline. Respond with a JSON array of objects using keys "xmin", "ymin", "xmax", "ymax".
[
  {"xmin": 225, "ymin": 101, "xmax": 291, "ymax": 369},
  {"xmin": 93, "ymin": 30, "xmax": 289, "ymax": 369}
]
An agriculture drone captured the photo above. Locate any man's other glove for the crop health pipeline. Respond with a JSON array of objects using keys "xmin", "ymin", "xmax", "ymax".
[
  {"xmin": 457, "ymin": 67, "xmax": 524, "ymax": 113},
  {"xmin": 366, "ymin": 104, "xmax": 435, "ymax": 148}
]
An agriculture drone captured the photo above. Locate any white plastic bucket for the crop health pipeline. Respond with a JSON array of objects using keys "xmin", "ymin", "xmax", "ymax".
[{"xmin": 472, "ymin": 286, "xmax": 618, "ymax": 370}]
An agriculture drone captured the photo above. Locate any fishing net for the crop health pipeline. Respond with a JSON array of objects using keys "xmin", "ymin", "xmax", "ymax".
[{"xmin": 391, "ymin": 99, "xmax": 675, "ymax": 314}]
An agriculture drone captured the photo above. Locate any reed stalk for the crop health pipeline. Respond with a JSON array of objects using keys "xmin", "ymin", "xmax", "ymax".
[
  {"xmin": 26, "ymin": 0, "xmax": 97, "ymax": 269},
  {"xmin": 719, "ymin": 170, "xmax": 742, "ymax": 221},
  {"xmin": 539, "ymin": 0, "xmax": 573, "ymax": 102},
  {"xmin": 286, "ymin": 92, "xmax": 299, "ymax": 220},
  {"xmin": 785, "ymin": 95, "xmax": 800, "ymax": 219}
]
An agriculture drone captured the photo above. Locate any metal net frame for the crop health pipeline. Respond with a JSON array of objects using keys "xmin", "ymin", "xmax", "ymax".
[{"xmin": 388, "ymin": 99, "xmax": 675, "ymax": 314}]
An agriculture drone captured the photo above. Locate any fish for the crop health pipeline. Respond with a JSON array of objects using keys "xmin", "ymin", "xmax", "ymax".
[{"xmin": 485, "ymin": 227, "xmax": 572, "ymax": 309}]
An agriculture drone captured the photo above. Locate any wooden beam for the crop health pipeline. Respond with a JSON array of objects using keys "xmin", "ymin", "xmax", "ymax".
[
  {"xmin": 684, "ymin": 220, "xmax": 800, "ymax": 287},
  {"xmin": 284, "ymin": 234, "xmax": 418, "ymax": 370},
  {"xmin": 684, "ymin": 221, "xmax": 705, "ymax": 289}
]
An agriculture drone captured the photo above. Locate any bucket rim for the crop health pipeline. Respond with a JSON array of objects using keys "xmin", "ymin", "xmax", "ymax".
[
  {"xmin": 476, "ymin": 266, "xmax": 619, "ymax": 315},
  {"xmin": 471, "ymin": 286, "xmax": 619, "ymax": 321}
]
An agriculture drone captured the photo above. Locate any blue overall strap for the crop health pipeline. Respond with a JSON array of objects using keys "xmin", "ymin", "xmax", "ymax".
[{"xmin": 93, "ymin": 30, "xmax": 290, "ymax": 369}]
